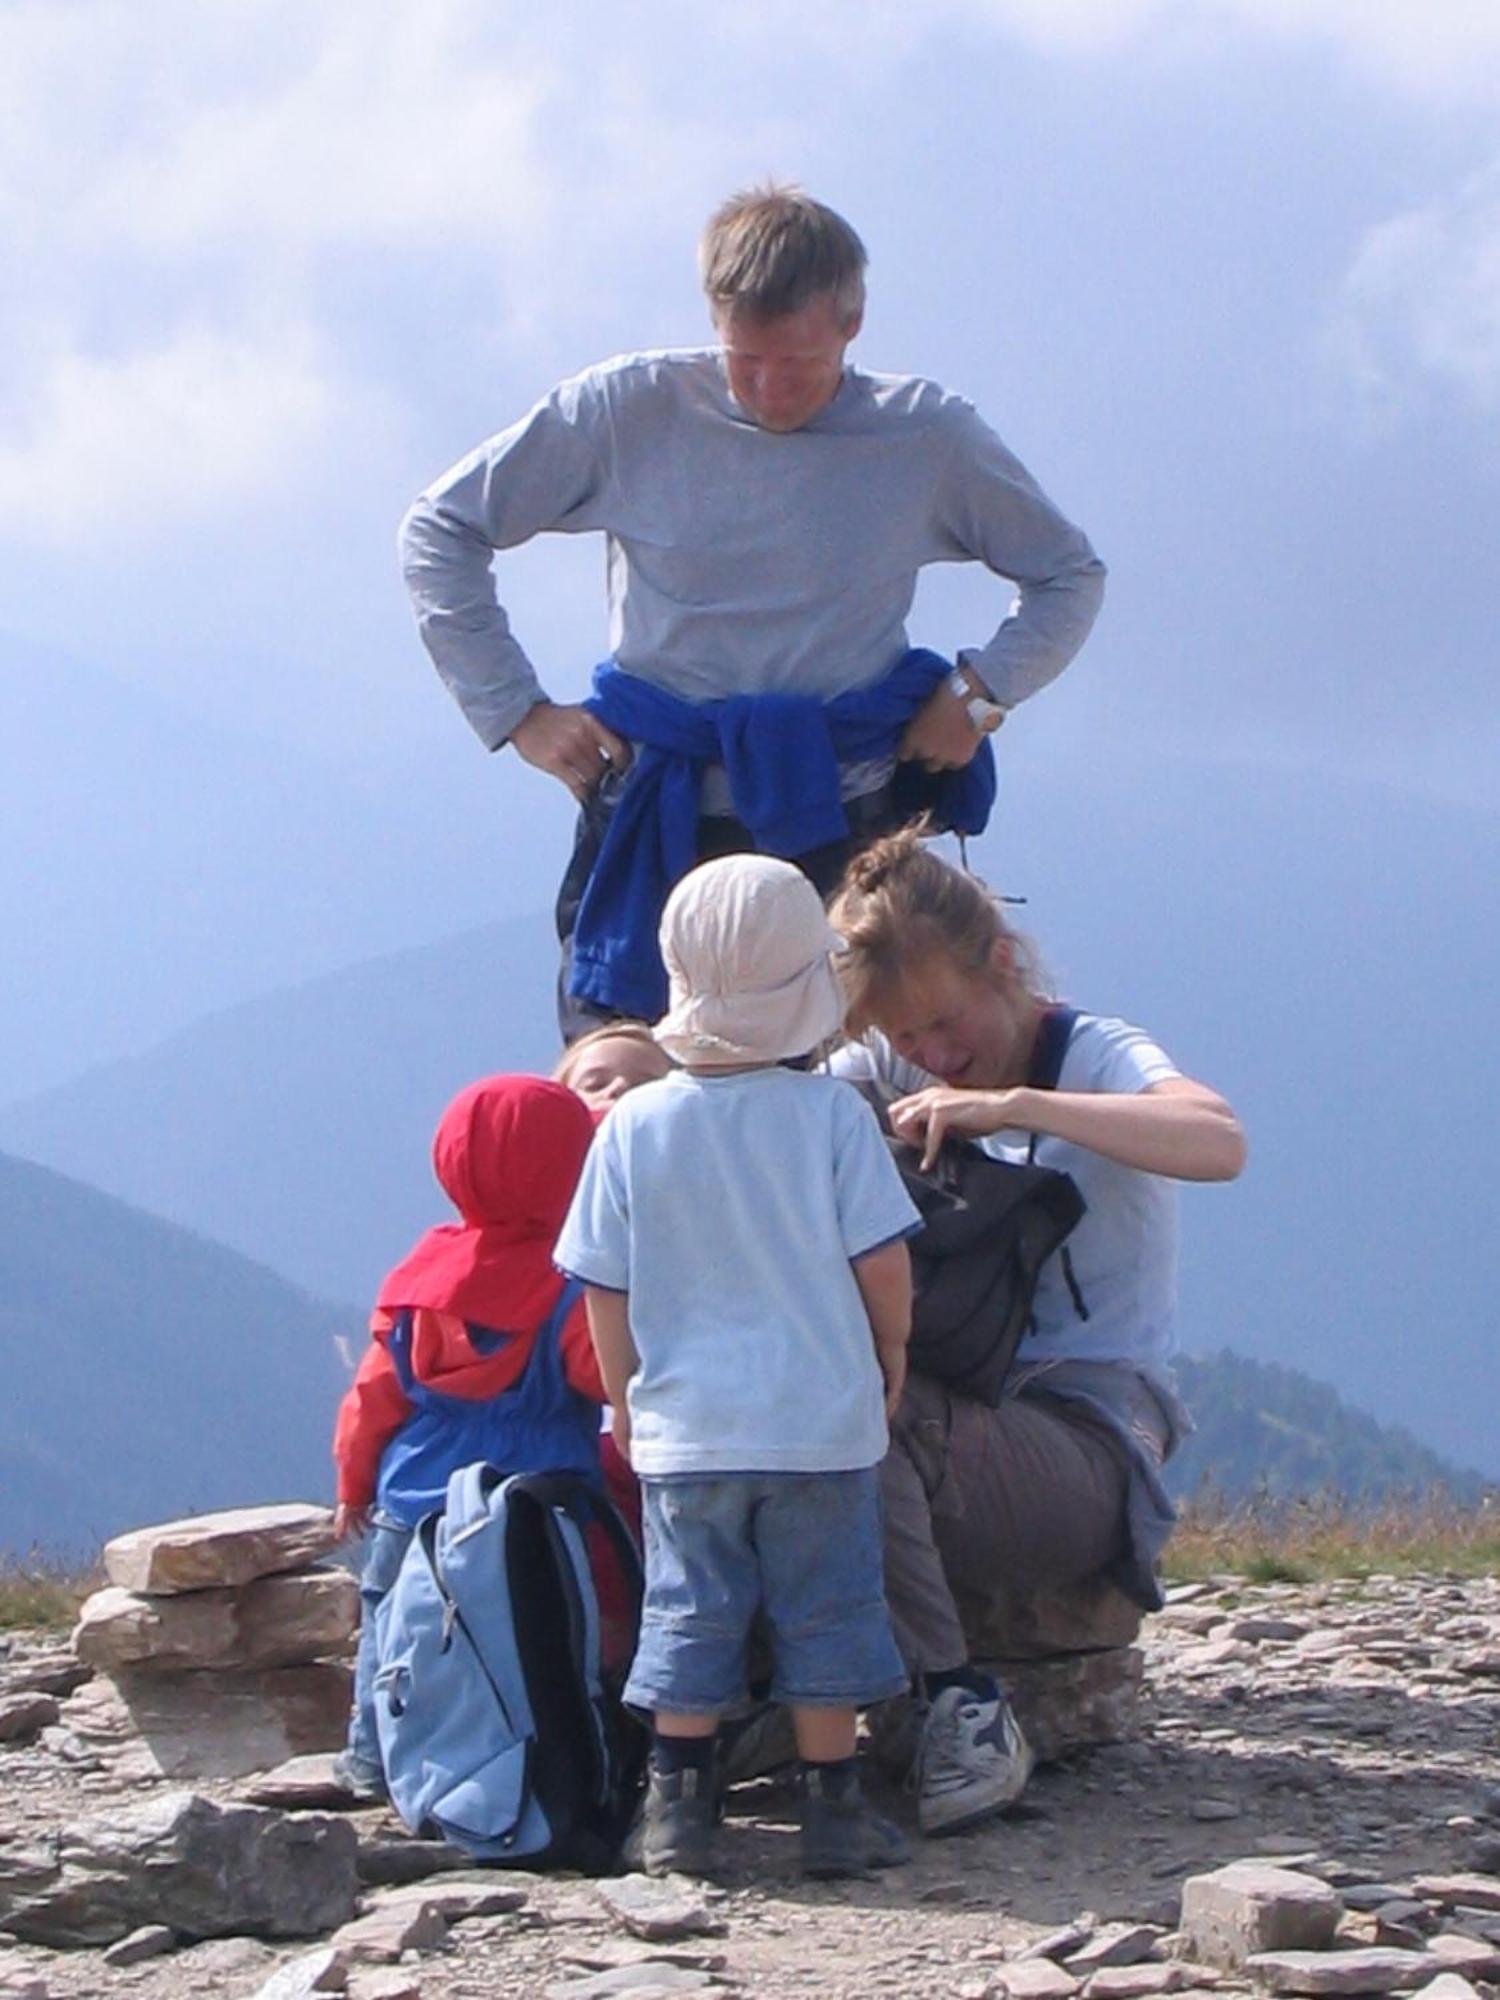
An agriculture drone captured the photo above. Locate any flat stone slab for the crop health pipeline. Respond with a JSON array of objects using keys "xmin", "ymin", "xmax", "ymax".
[
  {"xmin": 104, "ymin": 1504, "xmax": 338, "ymax": 1595},
  {"xmin": 74, "ymin": 1570, "xmax": 357, "ymax": 1674},
  {"xmin": 0, "ymin": 1791, "xmax": 359, "ymax": 1949},
  {"xmin": 1426, "ymin": 1934, "xmax": 1500, "ymax": 1978},
  {"xmin": 367, "ymin": 1874, "xmax": 530, "ymax": 1921},
  {"xmin": 595, "ymin": 1875, "xmax": 724, "ymax": 1941},
  {"xmin": 1413, "ymin": 1876, "xmax": 1500, "ymax": 1913},
  {"xmin": 1247, "ymin": 1948, "xmax": 1436, "ymax": 1995},
  {"xmin": 1065, "ymin": 1926, "xmax": 1164, "ymax": 1973},
  {"xmin": 0, "ymin": 1696, "xmax": 58, "ymax": 1744},
  {"xmin": 1182, "ymin": 1865, "xmax": 1344, "ymax": 1969},
  {"xmin": 249, "ymin": 1947, "xmax": 351, "ymax": 1998},
  {"xmin": 61, "ymin": 1662, "xmax": 349, "ymax": 1781},
  {"xmin": 101, "ymin": 1922, "xmax": 177, "ymax": 1965},
  {"xmin": 998, "ymin": 1963, "xmax": 1083, "ymax": 1999},
  {"xmin": 546, "ymin": 1968, "xmax": 717, "ymax": 1999},
  {"xmin": 331, "ymin": 1900, "xmax": 448, "ymax": 1963},
  {"xmin": 242, "ymin": 1753, "xmax": 362, "ymax": 1808},
  {"xmin": 1083, "ymin": 1967, "xmax": 1193, "ymax": 1999}
]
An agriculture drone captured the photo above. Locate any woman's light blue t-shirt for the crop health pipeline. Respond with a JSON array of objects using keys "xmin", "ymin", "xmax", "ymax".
[{"xmin": 555, "ymin": 1068, "xmax": 920, "ymax": 1478}]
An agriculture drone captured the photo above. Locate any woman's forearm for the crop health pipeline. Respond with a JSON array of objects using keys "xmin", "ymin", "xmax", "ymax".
[
  {"xmin": 1012, "ymin": 1079, "xmax": 1246, "ymax": 1180},
  {"xmin": 890, "ymin": 1076, "xmax": 1246, "ymax": 1182}
]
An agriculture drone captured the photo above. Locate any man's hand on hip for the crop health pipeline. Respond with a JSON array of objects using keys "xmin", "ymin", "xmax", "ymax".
[
  {"xmin": 898, "ymin": 676, "xmax": 985, "ymax": 772},
  {"xmin": 511, "ymin": 700, "xmax": 631, "ymax": 803}
]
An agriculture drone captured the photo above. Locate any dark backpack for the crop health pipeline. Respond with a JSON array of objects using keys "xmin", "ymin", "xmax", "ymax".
[
  {"xmin": 855, "ymin": 1007, "xmax": 1087, "ymax": 1406},
  {"xmin": 374, "ymin": 1464, "xmax": 647, "ymax": 1871}
]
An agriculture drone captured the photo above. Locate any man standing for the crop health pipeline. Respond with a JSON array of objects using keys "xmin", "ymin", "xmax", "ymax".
[{"xmin": 400, "ymin": 186, "xmax": 1104, "ymax": 1035}]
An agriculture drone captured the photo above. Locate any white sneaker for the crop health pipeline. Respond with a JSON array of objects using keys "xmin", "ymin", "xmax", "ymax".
[{"xmin": 916, "ymin": 1685, "xmax": 1034, "ymax": 1836}]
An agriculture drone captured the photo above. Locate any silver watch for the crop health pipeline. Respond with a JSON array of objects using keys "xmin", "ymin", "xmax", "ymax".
[{"xmin": 948, "ymin": 665, "xmax": 1007, "ymax": 736}]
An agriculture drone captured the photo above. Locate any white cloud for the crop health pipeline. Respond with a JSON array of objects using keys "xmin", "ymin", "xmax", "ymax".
[
  {"xmin": 0, "ymin": 325, "xmax": 371, "ymax": 542},
  {"xmin": 89, "ymin": 2, "xmax": 555, "ymax": 254},
  {"xmin": 1332, "ymin": 164, "xmax": 1500, "ymax": 417},
  {"xmin": 939, "ymin": 0, "xmax": 1500, "ymax": 100}
]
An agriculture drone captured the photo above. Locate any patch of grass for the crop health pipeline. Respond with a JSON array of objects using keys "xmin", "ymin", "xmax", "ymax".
[
  {"xmin": 1164, "ymin": 1487, "xmax": 1500, "ymax": 1584},
  {"xmin": 0, "ymin": 1553, "xmax": 96, "ymax": 1631}
]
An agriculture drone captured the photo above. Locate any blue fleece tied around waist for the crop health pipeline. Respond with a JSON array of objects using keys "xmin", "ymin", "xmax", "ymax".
[{"xmin": 571, "ymin": 648, "xmax": 997, "ymax": 1021}]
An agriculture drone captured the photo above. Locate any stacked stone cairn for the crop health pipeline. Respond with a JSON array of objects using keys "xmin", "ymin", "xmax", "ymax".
[{"xmin": 64, "ymin": 1504, "xmax": 357, "ymax": 1782}]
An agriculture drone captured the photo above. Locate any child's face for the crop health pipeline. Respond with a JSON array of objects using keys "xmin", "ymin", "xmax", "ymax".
[{"xmin": 561, "ymin": 1034, "xmax": 672, "ymax": 1115}]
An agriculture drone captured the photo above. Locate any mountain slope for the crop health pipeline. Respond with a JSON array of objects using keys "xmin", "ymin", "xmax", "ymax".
[
  {"xmin": 0, "ymin": 1149, "xmax": 353, "ymax": 1554},
  {"xmin": 1169, "ymin": 1349, "xmax": 1488, "ymax": 1504},
  {"xmin": 3, "ymin": 749, "xmax": 1497, "ymax": 1477},
  {"xmin": 0, "ymin": 913, "xmax": 559, "ymax": 1306}
]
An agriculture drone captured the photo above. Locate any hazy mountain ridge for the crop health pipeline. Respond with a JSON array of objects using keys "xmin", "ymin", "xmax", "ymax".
[
  {"xmin": 4, "ymin": 726, "xmax": 1497, "ymax": 1478},
  {"xmin": 1169, "ymin": 1349, "xmax": 1489, "ymax": 1505},
  {"xmin": 0, "ymin": 1148, "xmax": 353, "ymax": 1555},
  {"xmin": 1, "ymin": 1143, "xmax": 1485, "ymax": 1556}
]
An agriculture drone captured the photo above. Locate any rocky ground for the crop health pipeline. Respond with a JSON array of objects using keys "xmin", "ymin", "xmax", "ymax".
[{"xmin": 2, "ymin": 1571, "xmax": 1499, "ymax": 2000}]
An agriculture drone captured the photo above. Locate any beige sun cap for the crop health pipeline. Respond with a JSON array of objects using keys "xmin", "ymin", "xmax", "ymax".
[{"xmin": 653, "ymin": 853, "xmax": 849, "ymax": 1067}]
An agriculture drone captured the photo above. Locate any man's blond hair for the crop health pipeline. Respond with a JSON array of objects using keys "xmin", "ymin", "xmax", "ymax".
[{"xmin": 700, "ymin": 184, "xmax": 867, "ymax": 325}]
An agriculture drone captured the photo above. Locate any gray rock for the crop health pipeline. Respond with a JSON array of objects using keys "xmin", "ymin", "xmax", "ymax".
[
  {"xmin": 997, "ymin": 1964, "xmax": 1082, "ymax": 1999},
  {"xmin": 73, "ymin": 1571, "xmax": 357, "ymax": 1675},
  {"xmin": 595, "ymin": 1875, "xmax": 724, "ymax": 1941},
  {"xmin": 545, "ymin": 1969, "xmax": 716, "ymax": 1999},
  {"xmin": 1246, "ymin": 1948, "xmax": 1436, "ymax": 1995},
  {"xmin": 0, "ymin": 1698, "xmax": 57, "ymax": 1745},
  {"xmin": 1181, "ymin": 1865, "xmax": 1344, "ymax": 1970},
  {"xmin": 250, "ymin": 1947, "xmax": 351, "ymax": 1998},
  {"xmin": 1343, "ymin": 1885, "xmax": 1418, "ymax": 1913},
  {"xmin": 0, "ymin": 1791, "xmax": 359, "ymax": 1947},
  {"xmin": 1018, "ymin": 1923, "xmax": 1096, "ymax": 1962},
  {"xmin": 1189, "ymin": 1799, "xmax": 1242, "ymax": 1823},
  {"xmin": 61, "ymin": 1662, "xmax": 350, "ymax": 1781},
  {"xmin": 353, "ymin": 1837, "xmax": 486, "ymax": 1888},
  {"xmin": 101, "ymin": 1922, "xmax": 177, "ymax": 1965},
  {"xmin": 1413, "ymin": 1876, "xmax": 1500, "ymax": 1914},
  {"xmin": 1082, "ymin": 1968, "xmax": 1191, "ymax": 1999},
  {"xmin": 996, "ymin": 1649, "xmax": 1146, "ymax": 1762},
  {"xmin": 1065, "ymin": 1927, "xmax": 1163, "ymax": 1973},
  {"xmin": 1427, "ymin": 1933, "xmax": 1500, "ymax": 1978},
  {"xmin": 0, "ymin": 1648, "xmax": 89, "ymax": 1701},
  {"xmin": 330, "ymin": 1900, "xmax": 447, "ymax": 1963},
  {"xmin": 104, "ymin": 1504, "xmax": 338, "ymax": 1594},
  {"xmin": 1410, "ymin": 1979, "xmax": 1482, "ymax": 2000},
  {"xmin": 347, "ymin": 1975, "xmax": 423, "ymax": 2000},
  {"xmin": 366, "ymin": 1874, "xmax": 529, "ymax": 1922},
  {"xmin": 0, "ymin": 1950, "xmax": 50, "ymax": 2000},
  {"xmin": 242, "ymin": 1753, "xmax": 368, "ymax": 1809}
]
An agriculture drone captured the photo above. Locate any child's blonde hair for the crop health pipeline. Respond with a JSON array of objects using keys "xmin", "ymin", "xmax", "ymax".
[{"xmin": 552, "ymin": 1020, "xmax": 672, "ymax": 1087}]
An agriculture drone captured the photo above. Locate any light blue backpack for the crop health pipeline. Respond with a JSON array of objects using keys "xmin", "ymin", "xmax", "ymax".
[{"xmin": 373, "ymin": 1462, "xmax": 645, "ymax": 1868}]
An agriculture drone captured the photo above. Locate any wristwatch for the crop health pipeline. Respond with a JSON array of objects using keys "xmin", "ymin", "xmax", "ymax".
[{"xmin": 948, "ymin": 663, "xmax": 1008, "ymax": 736}]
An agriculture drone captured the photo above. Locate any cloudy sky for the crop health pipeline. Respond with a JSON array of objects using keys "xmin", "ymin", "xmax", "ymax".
[
  {"xmin": 4, "ymin": 0, "xmax": 1496, "ymax": 793},
  {"xmin": 3, "ymin": 1, "xmax": 1499, "ymax": 1472}
]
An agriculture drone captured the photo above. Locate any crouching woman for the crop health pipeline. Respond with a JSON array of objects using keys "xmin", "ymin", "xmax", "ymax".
[{"xmin": 828, "ymin": 831, "xmax": 1245, "ymax": 1836}]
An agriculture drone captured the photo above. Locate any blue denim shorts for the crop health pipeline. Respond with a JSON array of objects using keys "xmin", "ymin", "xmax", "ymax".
[{"xmin": 624, "ymin": 1468, "xmax": 908, "ymax": 1716}]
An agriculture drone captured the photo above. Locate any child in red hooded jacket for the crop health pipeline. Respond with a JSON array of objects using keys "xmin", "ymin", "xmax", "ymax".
[{"xmin": 331, "ymin": 1074, "xmax": 604, "ymax": 1798}]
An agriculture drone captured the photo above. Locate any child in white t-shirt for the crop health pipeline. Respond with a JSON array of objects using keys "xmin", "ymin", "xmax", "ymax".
[{"xmin": 556, "ymin": 853, "xmax": 920, "ymax": 1879}]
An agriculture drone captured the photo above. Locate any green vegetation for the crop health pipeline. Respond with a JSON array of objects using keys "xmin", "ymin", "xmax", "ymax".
[
  {"xmin": 1165, "ymin": 1488, "xmax": 1500, "ymax": 1583},
  {"xmin": 0, "ymin": 1553, "xmax": 95, "ymax": 1631}
]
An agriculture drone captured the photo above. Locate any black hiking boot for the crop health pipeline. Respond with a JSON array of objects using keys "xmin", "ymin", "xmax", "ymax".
[
  {"xmin": 641, "ymin": 1763, "xmax": 718, "ymax": 1877},
  {"xmin": 800, "ymin": 1763, "xmax": 911, "ymax": 1879}
]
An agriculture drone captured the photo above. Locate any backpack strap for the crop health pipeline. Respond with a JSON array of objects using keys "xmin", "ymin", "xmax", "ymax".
[
  {"xmin": 1023, "ymin": 1006, "xmax": 1090, "ymax": 1322},
  {"xmin": 1024, "ymin": 1006, "xmax": 1078, "ymax": 1166},
  {"xmin": 443, "ymin": 1460, "xmax": 502, "ymax": 1540},
  {"xmin": 1026, "ymin": 1005, "xmax": 1079, "ymax": 1092}
]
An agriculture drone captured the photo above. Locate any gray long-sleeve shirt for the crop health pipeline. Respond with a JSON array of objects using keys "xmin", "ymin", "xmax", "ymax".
[{"xmin": 399, "ymin": 346, "xmax": 1106, "ymax": 754}]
